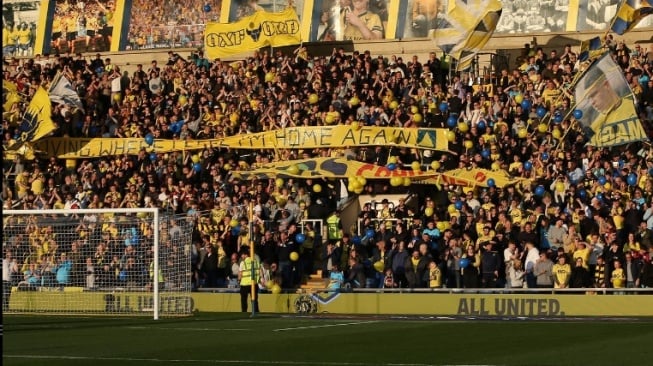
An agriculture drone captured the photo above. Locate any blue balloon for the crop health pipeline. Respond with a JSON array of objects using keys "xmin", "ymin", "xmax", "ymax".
[
  {"xmin": 536, "ymin": 107, "xmax": 547, "ymax": 118},
  {"xmin": 231, "ymin": 226, "xmax": 241, "ymax": 236},
  {"xmin": 387, "ymin": 163, "xmax": 397, "ymax": 171},
  {"xmin": 524, "ymin": 161, "xmax": 533, "ymax": 171},
  {"xmin": 454, "ymin": 200, "xmax": 463, "ymax": 210},
  {"xmin": 365, "ymin": 228, "xmax": 376, "ymax": 239},
  {"xmin": 459, "ymin": 258, "xmax": 470, "ymax": 269},
  {"xmin": 598, "ymin": 176, "xmax": 607, "ymax": 185},
  {"xmin": 554, "ymin": 113, "xmax": 563, "ymax": 124},
  {"xmin": 535, "ymin": 185, "xmax": 545, "ymax": 196},
  {"xmin": 627, "ymin": 173, "xmax": 638, "ymax": 186},
  {"xmin": 193, "ymin": 162, "xmax": 202, "ymax": 172},
  {"xmin": 169, "ymin": 124, "xmax": 180, "ymax": 134},
  {"xmin": 149, "ymin": 152, "xmax": 157, "ymax": 161},
  {"xmin": 477, "ymin": 120, "xmax": 486, "ymax": 131},
  {"xmin": 579, "ymin": 189, "xmax": 587, "ymax": 198},
  {"xmin": 481, "ymin": 149, "xmax": 491, "ymax": 159},
  {"xmin": 439, "ymin": 102, "xmax": 448, "ymax": 112},
  {"xmin": 352, "ymin": 235, "xmax": 362, "ymax": 245},
  {"xmin": 541, "ymin": 152, "xmax": 549, "ymax": 161},
  {"xmin": 521, "ymin": 99, "xmax": 531, "ymax": 110},
  {"xmin": 295, "ymin": 233, "xmax": 306, "ymax": 244},
  {"xmin": 573, "ymin": 109, "xmax": 583, "ymax": 119},
  {"xmin": 144, "ymin": 133, "xmax": 154, "ymax": 145},
  {"xmin": 203, "ymin": 4, "xmax": 211, "ymax": 12},
  {"xmin": 447, "ymin": 116, "xmax": 457, "ymax": 128},
  {"xmin": 597, "ymin": 193, "xmax": 604, "ymax": 202},
  {"xmin": 487, "ymin": 178, "xmax": 496, "ymax": 187}
]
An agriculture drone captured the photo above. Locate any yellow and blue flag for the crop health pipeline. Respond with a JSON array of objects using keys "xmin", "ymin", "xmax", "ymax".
[
  {"xmin": 611, "ymin": 0, "xmax": 653, "ymax": 35},
  {"xmin": 430, "ymin": 0, "xmax": 503, "ymax": 71},
  {"xmin": 16, "ymin": 87, "xmax": 55, "ymax": 145},
  {"xmin": 578, "ymin": 37, "xmax": 603, "ymax": 62}
]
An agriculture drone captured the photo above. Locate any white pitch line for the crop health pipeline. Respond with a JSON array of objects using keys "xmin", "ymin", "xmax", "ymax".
[
  {"xmin": 2, "ymin": 355, "xmax": 497, "ymax": 366},
  {"xmin": 125, "ymin": 326, "xmax": 249, "ymax": 331},
  {"xmin": 272, "ymin": 320, "xmax": 380, "ymax": 332}
]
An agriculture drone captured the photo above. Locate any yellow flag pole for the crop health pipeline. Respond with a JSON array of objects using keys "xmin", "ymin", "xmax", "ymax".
[{"xmin": 249, "ymin": 200, "xmax": 257, "ymax": 316}]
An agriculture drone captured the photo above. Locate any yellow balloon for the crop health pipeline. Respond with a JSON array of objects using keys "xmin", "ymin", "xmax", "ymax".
[
  {"xmin": 309, "ymin": 93, "xmax": 319, "ymax": 104},
  {"xmin": 515, "ymin": 94, "xmax": 524, "ymax": 104},
  {"xmin": 491, "ymin": 162, "xmax": 500, "ymax": 171},
  {"xmin": 458, "ymin": 122, "xmax": 469, "ymax": 133},
  {"xmin": 230, "ymin": 219, "xmax": 239, "ymax": 228},
  {"xmin": 354, "ymin": 187, "xmax": 364, "ymax": 194},
  {"xmin": 448, "ymin": 204, "xmax": 457, "ymax": 214},
  {"xmin": 425, "ymin": 207, "xmax": 434, "ymax": 217},
  {"xmin": 313, "ymin": 184, "xmax": 322, "ymax": 193},
  {"xmin": 538, "ymin": 123, "xmax": 548, "ymax": 133},
  {"xmin": 411, "ymin": 105, "xmax": 419, "ymax": 114},
  {"xmin": 604, "ymin": 182, "xmax": 612, "ymax": 190},
  {"xmin": 290, "ymin": 252, "xmax": 299, "ymax": 261},
  {"xmin": 276, "ymin": 178, "xmax": 284, "ymax": 188},
  {"xmin": 436, "ymin": 221, "xmax": 446, "ymax": 231},
  {"xmin": 325, "ymin": 114, "xmax": 335, "ymax": 124},
  {"xmin": 411, "ymin": 161, "xmax": 421, "ymax": 171},
  {"xmin": 191, "ymin": 154, "xmax": 200, "ymax": 164},
  {"xmin": 403, "ymin": 177, "xmax": 411, "ymax": 186},
  {"xmin": 518, "ymin": 128, "xmax": 528, "ymax": 139},
  {"xmin": 388, "ymin": 156, "xmax": 398, "ymax": 164},
  {"xmin": 413, "ymin": 113, "xmax": 423, "ymax": 123},
  {"xmin": 348, "ymin": 183, "xmax": 355, "ymax": 192},
  {"xmin": 350, "ymin": 96, "xmax": 360, "ymax": 106},
  {"xmin": 223, "ymin": 163, "xmax": 231, "ymax": 171},
  {"xmin": 351, "ymin": 180, "xmax": 362, "ymax": 191},
  {"xmin": 265, "ymin": 280, "xmax": 274, "ymax": 289},
  {"xmin": 556, "ymin": 182, "xmax": 565, "ymax": 192},
  {"xmin": 464, "ymin": 140, "xmax": 473, "ymax": 149},
  {"xmin": 113, "ymin": 93, "xmax": 121, "ymax": 102},
  {"xmin": 178, "ymin": 95, "xmax": 188, "ymax": 106},
  {"xmin": 287, "ymin": 165, "xmax": 300, "ymax": 175},
  {"xmin": 390, "ymin": 177, "xmax": 403, "ymax": 187},
  {"xmin": 351, "ymin": 121, "xmax": 360, "ymax": 130},
  {"xmin": 271, "ymin": 284, "xmax": 282, "ymax": 294},
  {"xmin": 446, "ymin": 131, "xmax": 456, "ymax": 142},
  {"xmin": 250, "ymin": 99, "xmax": 259, "ymax": 109},
  {"xmin": 552, "ymin": 129, "xmax": 562, "ymax": 139},
  {"xmin": 357, "ymin": 177, "xmax": 367, "ymax": 186},
  {"xmin": 389, "ymin": 100, "xmax": 399, "ymax": 110},
  {"xmin": 265, "ymin": 72, "xmax": 274, "ymax": 82},
  {"xmin": 431, "ymin": 161, "xmax": 441, "ymax": 170}
]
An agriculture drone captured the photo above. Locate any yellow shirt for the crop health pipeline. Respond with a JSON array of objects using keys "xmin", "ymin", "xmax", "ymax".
[
  {"xmin": 552, "ymin": 263, "xmax": 571, "ymax": 288},
  {"xmin": 341, "ymin": 11, "xmax": 383, "ymax": 41},
  {"xmin": 573, "ymin": 248, "xmax": 591, "ymax": 269},
  {"xmin": 611, "ymin": 268, "xmax": 625, "ymax": 288},
  {"xmin": 429, "ymin": 267, "xmax": 442, "ymax": 288}
]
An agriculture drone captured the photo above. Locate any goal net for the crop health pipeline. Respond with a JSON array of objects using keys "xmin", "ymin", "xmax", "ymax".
[{"xmin": 3, "ymin": 208, "xmax": 194, "ymax": 319}]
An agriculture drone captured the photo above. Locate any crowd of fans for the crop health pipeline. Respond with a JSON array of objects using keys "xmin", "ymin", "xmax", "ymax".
[{"xmin": 2, "ymin": 35, "xmax": 653, "ymax": 295}]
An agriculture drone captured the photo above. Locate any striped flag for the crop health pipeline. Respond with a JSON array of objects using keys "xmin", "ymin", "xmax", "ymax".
[
  {"xmin": 611, "ymin": 0, "xmax": 653, "ymax": 35},
  {"xmin": 430, "ymin": 0, "xmax": 502, "ymax": 71},
  {"xmin": 48, "ymin": 72, "xmax": 85, "ymax": 112},
  {"xmin": 579, "ymin": 37, "xmax": 604, "ymax": 61}
]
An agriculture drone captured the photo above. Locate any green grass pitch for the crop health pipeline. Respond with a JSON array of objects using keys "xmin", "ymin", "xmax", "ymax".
[{"xmin": 3, "ymin": 313, "xmax": 653, "ymax": 366}]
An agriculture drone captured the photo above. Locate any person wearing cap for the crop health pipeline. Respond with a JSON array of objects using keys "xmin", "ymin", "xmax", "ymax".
[{"xmin": 238, "ymin": 246, "xmax": 262, "ymax": 313}]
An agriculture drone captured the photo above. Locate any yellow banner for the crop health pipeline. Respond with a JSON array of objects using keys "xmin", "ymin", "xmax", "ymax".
[
  {"xmin": 24, "ymin": 126, "xmax": 449, "ymax": 159},
  {"xmin": 204, "ymin": 8, "xmax": 301, "ymax": 59},
  {"xmin": 3, "ymin": 80, "xmax": 21, "ymax": 112},
  {"xmin": 231, "ymin": 157, "xmax": 439, "ymax": 180}
]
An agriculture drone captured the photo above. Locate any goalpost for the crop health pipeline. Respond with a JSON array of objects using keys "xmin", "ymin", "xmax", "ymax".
[{"xmin": 3, "ymin": 208, "xmax": 194, "ymax": 319}]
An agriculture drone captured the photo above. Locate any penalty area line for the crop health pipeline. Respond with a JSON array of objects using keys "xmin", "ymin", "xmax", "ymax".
[
  {"xmin": 3, "ymin": 355, "xmax": 498, "ymax": 366},
  {"xmin": 125, "ymin": 326, "xmax": 250, "ymax": 331},
  {"xmin": 272, "ymin": 320, "xmax": 380, "ymax": 332}
]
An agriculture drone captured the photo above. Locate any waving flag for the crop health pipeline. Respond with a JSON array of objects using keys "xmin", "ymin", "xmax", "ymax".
[
  {"xmin": 611, "ymin": 0, "xmax": 653, "ymax": 35},
  {"xmin": 579, "ymin": 37, "xmax": 604, "ymax": 62},
  {"xmin": 574, "ymin": 53, "xmax": 648, "ymax": 147},
  {"xmin": 429, "ymin": 0, "xmax": 502, "ymax": 71},
  {"xmin": 48, "ymin": 72, "xmax": 85, "ymax": 112},
  {"xmin": 15, "ymin": 87, "xmax": 55, "ymax": 145},
  {"xmin": 3, "ymin": 80, "xmax": 21, "ymax": 112}
]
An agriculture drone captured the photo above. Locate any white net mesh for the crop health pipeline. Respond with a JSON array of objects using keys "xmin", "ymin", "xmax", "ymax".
[{"xmin": 2, "ymin": 209, "xmax": 194, "ymax": 317}]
